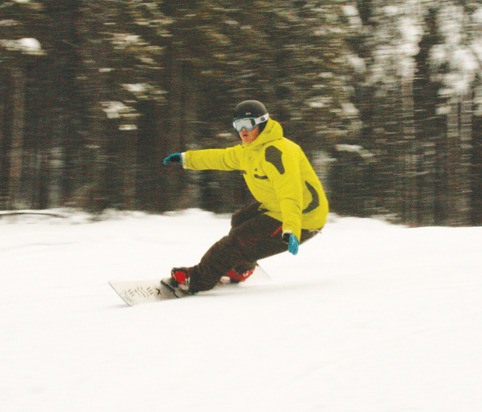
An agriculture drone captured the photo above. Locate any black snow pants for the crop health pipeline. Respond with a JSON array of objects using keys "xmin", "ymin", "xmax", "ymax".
[{"xmin": 188, "ymin": 201, "xmax": 318, "ymax": 293}]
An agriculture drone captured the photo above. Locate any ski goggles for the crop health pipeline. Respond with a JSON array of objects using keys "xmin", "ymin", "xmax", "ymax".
[{"xmin": 232, "ymin": 114, "xmax": 269, "ymax": 132}]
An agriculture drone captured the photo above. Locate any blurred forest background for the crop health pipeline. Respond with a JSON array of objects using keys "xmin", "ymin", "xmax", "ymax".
[{"xmin": 0, "ymin": 0, "xmax": 480, "ymax": 226}]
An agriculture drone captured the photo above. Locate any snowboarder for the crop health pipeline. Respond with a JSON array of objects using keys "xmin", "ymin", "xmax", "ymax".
[{"xmin": 162, "ymin": 100, "xmax": 329, "ymax": 296}]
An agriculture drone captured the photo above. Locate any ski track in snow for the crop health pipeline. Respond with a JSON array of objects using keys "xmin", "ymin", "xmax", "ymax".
[{"xmin": 1, "ymin": 210, "xmax": 481, "ymax": 412}]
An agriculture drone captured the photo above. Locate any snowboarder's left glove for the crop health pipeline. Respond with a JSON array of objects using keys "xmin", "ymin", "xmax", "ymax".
[
  {"xmin": 282, "ymin": 231, "xmax": 299, "ymax": 255},
  {"xmin": 163, "ymin": 152, "xmax": 182, "ymax": 165}
]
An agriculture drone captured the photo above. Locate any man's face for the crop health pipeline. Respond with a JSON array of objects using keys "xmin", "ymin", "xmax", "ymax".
[{"xmin": 238, "ymin": 126, "xmax": 260, "ymax": 144}]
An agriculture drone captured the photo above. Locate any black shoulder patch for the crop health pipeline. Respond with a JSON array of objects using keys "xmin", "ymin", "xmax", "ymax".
[{"xmin": 265, "ymin": 146, "xmax": 285, "ymax": 175}]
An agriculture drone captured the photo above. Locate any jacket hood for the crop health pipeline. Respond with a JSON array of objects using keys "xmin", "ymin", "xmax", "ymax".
[{"xmin": 242, "ymin": 118, "xmax": 283, "ymax": 149}]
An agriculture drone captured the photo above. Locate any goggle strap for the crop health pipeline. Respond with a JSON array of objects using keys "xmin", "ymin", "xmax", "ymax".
[{"xmin": 255, "ymin": 114, "xmax": 269, "ymax": 124}]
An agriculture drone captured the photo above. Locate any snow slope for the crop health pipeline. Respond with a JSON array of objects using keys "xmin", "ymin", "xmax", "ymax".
[{"xmin": 1, "ymin": 210, "xmax": 481, "ymax": 412}]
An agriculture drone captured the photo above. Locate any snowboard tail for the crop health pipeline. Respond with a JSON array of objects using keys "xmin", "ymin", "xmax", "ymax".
[
  {"xmin": 108, "ymin": 279, "xmax": 170, "ymax": 306},
  {"xmin": 109, "ymin": 265, "xmax": 270, "ymax": 306}
]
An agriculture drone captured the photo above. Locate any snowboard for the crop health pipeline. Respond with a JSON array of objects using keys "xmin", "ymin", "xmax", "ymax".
[{"xmin": 109, "ymin": 265, "xmax": 270, "ymax": 306}]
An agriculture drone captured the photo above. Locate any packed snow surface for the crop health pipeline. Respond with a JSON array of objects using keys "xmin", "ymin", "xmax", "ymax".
[{"xmin": 1, "ymin": 210, "xmax": 481, "ymax": 411}]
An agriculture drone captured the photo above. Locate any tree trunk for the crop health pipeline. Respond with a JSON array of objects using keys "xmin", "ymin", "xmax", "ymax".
[
  {"xmin": 401, "ymin": 75, "xmax": 417, "ymax": 226},
  {"xmin": 0, "ymin": 68, "xmax": 7, "ymax": 208},
  {"xmin": 459, "ymin": 93, "xmax": 473, "ymax": 225},
  {"xmin": 121, "ymin": 128, "xmax": 137, "ymax": 210},
  {"xmin": 159, "ymin": 46, "xmax": 187, "ymax": 211},
  {"xmin": 8, "ymin": 66, "xmax": 26, "ymax": 210}
]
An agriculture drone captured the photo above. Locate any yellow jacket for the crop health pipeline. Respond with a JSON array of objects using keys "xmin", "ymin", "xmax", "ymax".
[{"xmin": 183, "ymin": 118, "xmax": 329, "ymax": 240}]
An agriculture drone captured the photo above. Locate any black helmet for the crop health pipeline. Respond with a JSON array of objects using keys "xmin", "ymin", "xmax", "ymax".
[
  {"xmin": 232, "ymin": 100, "xmax": 270, "ymax": 133},
  {"xmin": 233, "ymin": 100, "xmax": 268, "ymax": 120}
]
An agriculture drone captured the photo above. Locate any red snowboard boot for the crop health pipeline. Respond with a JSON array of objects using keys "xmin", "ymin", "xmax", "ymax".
[{"xmin": 224, "ymin": 264, "xmax": 256, "ymax": 284}]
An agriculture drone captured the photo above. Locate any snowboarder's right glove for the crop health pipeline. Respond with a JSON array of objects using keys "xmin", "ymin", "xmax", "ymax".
[
  {"xmin": 163, "ymin": 152, "xmax": 182, "ymax": 165},
  {"xmin": 282, "ymin": 231, "xmax": 299, "ymax": 256}
]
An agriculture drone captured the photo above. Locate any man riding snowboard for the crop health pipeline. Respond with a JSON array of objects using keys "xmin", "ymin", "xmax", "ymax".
[{"xmin": 162, "ymin": 100, "xmax": 329, "ymax": 297}]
